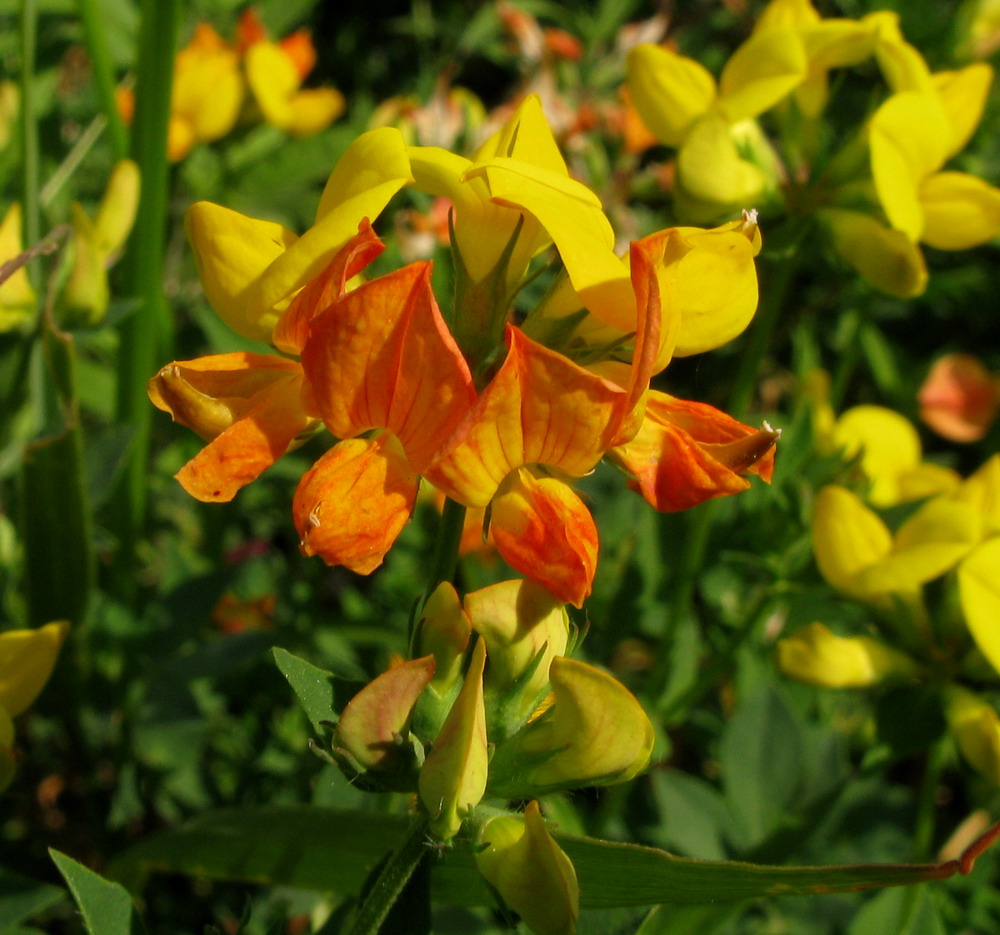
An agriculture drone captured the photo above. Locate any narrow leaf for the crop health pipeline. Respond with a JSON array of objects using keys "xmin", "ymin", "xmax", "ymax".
[{"xmin": 0, "ymin": 868, "xmax": 64, "ymax": 929}]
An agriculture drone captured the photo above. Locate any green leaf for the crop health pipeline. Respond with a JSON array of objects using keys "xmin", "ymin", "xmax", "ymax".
[
  {"xmin": 848, "ymin": 885, "xmax": 946, "ymax": 935},
  {"xmin": 50, "ymin": 849, "xmax": 136, "ymax": 935},
  {"xmin": 107, "ymin": 806, "xmax": 995, "ymax": 909},
  {"xmin": 272, "ymin": 647, "xmax": 363, "ymax": 733},
  {"xmin": 0, "ymin": 868, "xmax": 64, "ymax": 930}
]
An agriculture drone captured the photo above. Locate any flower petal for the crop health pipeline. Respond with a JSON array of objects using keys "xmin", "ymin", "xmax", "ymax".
[
  {"xmin": 960, "ymin": 538, "xmax": 1000, "ymax": 678},
  {"xmin": 919, "ymin": 172, "xmax": 1000, "ymax": 250},
  {"xmin": 301, "ymin": 261, "xmax": 475, "ymax": 470},
  {"xmin": 608, "ymin": 392, "xmax": 778, "ymax": 513},
  {"xmin": 820, "ymin": 208, "xmax": 927, "ymax": 298},
  {"xmin": 811, "ymin": 486, "xmax": 892, "ymax": 597},
  {"xmin": 149, "ymin": 353, "xmax": 315, "ymax": 502},
  {"xmin": 919, "ymin": 354, "xmax": 1000, "ymax": 443},
  {"xmin": 185, "ymin": 202, "xmax": 299, "ymax": 343},
  {"xmin": 934, "ymin": 64, "xmax": 992, "ymax": 159},
  {"xmin": 677, "ymin": 115, "xmax": 769, "ymax": 215},
  {"xmin": 625, "ymin": 44, "xmax": 717, "ymax": 147},
  {"xmin": 490, "ymin": 470, "xmax": 598, "ymax": 609},
  {"xmin": 0, "ymin": 622, "xmax": 68, "ymax": 718},
  {"xmin": 293, "ymin": 433, "xmax": 418, "ymax": 574},
  {"xmin": 426, "ymin": 327, "xmax": 629, "ymax": 507},
  {"xmin": 718, "ymin": 27, "xmax": 808, "ymax": 123}
]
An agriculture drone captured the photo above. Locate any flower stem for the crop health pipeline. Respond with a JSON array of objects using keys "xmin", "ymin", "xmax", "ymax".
[
  {"xmin": 912, "ymin": 736, "xmax": 947, "ymax": 861},
  {"xmin": 425, "ymin": 496, "xmax": 467, "ymax": 595},
  {"xmin": 348, "ymin": 815, "xmax": 430, "ymax": 935},
  {"xmin": 77, "ymin": 0, "xmax": 129, "ymax": 161},
  {"xmin": 20, "ymin": 0, "xmax": 40, "ymax": 254},
  {"xmin": 110, "ymin": 0, "xmax": 180, "ymax": 602}
]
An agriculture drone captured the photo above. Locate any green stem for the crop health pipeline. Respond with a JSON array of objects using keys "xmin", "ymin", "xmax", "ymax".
[
  {"xmin": 425, "ymin": 496, "xmax": 467, "ymax": 595},
  {"xmin": 348, "ymin": 815, "xmax": 429, "ymax": 935},
  {"xmin": 20, "ymin": 0, "xmax": 40, "ymax": 254},
  {"xmin": 77, "ymin": 0, "xmax": 129, "ymax": 161},
  {"xmin": 828, "ymin": 306, "xmax": 862, "ymax": 410},
  {"xmin": 111, "ymin": 0, "xmax": 180, "ymax": 601}
]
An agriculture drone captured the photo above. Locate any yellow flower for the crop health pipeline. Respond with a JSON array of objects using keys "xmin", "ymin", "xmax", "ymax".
[
  {"xmin": 627, "ymin": 29, "xmax": 807, "ymax": 218},
  {"xmin": 61, "ymin": 160, "xmax": 140, "ymax": 327},
  {"xmin": 959, "ymin": 537, "xmax": 1000, "ymax": 679},
  {"xmin": 474, "ymin": 801, "xmax": 579, "ymax": 935},
  {"xmin": 118, "ymin": 24, "xmax": 244, "ymax": 162},
  {"xmin": 776, "ymin": 622, "xmax": 919, "ymax": 688},
  {"xmin": 811, "ymin": 485, "xmax": 980, "ymax": 603},
  {"xmin": 827, "ymin": 405, "xmax": 960, "ymax": 507},
  {"xmin": 238, "ymin": 9, "xmax": 345, "ymax": 137},
  {"xmin": 0, "ymin": 203, "xmax": 36, "ymax": 332},
  {"xmin": 870, "ymin": 64, "xmax": 1000, "ymax": 250}
]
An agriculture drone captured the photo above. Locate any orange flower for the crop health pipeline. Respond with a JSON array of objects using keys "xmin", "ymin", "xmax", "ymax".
[
  {"xmin": 424, "ymin": 238, "xmax": 661, "ymax": 607},
  {"xmin": 919, "ymin": 353, "xmax": 1000, "ymax": 443},
  {"xmin": 293, "ymin": 260, "xmax": 476, "ymax": 573},
  {"xmin": 606, "ymin": 392, "xmax": 779, "ymax": 512},
  {"xmin": 149, "ymin": 222, "xmax": 384, "ymax": 503}
]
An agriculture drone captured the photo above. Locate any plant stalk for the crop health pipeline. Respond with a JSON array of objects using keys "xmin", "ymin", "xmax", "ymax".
[
  {"xmin": 425, "ymin": 496, "xmax": 468, "ymax": 595},
  {"xmin": 348, "ymin": 815, "xmax": 430, "ymax": 935}
]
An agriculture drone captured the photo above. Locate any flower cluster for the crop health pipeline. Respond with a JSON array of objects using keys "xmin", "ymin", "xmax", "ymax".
[
  {"xmin": 626, "ymin": 0, "xmax": 1000, "ymax": 297},
  {"xmin": 117, "ymin": 8, "xmax": 344, "ymax": 162},
  {"xmin": 150, "ymin": 94, "xmax": 777, "ymax": 608},
  {"xmin": 779, "ymin": 405, "xmax": 1000, "ymax": 783},
  {"xmin": 333, "ymin": 578, "xmax": 651, "ymax": 934}
]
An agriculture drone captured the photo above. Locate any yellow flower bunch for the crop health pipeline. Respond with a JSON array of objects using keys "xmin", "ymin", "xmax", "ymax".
[{"xmin": 627, "ymin": 0, "xmax": 1000, "ymax": 297}]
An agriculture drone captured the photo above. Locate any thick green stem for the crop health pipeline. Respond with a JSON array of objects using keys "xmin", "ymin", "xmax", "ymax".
[
  {"xmin": 425, "ymin": 496, "xmax": 468, "ymax": 595},
  {"xmin": 20, "ymin": 0, "xmax": 40, "ymax": 254},
  {"xmin": 77, "ymin": 0, "xmax": 129, "ymax": 161},
  {"xmin": 110, "ymin": 0, "xmax": 180, "ymax": 601},
  {"xmin": 348, "ymin": 815, "xmax": 429, "ymax": 935}
]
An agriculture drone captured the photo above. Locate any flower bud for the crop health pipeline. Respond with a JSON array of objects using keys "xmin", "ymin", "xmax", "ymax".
[
  {"xmin": 418, "ymin": 581, "xmax": 473, "ymax": 696},
  {"xmin": 776, "ymin": 622, "xmax": 919, "ymax": 688},
  {"xmin": 419, "ymin": 639, "xmax": 488, "ymax": 841},
  {"xmin": 475, "ymin": 801, "xmax": 579, "ymax": 935},
  {"xmin": 333, "ymin": 655, "xmax": 435, "ymax": 788},
  {"xmin": 489, "ymin": 657, "xmax": 653, "ymax": 797},
  {"xmin": 463, "ymin": 579, "xmax": 569, "ymax": 732}
]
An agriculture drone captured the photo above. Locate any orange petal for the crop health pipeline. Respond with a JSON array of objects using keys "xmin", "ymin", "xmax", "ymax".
[
  {"xmin": 608, "ymin": 392, "xmax": 779, "ymax": 512},
  {"xmin": 278, "ymin": 30, "xmax": 317, "ymax": 80},
  {"xmin": 272, "ymin": 219, "xmax": 384, "ymax": 355},
  {"xmin": 490, "ymin": 469, "xmax": 597, "ymax": 608},
  {"xmin": 426, "ymin": 326, "xmax": 630, "ymax": 508},
  {"xmin": 293, "ymin": 433, "xmax": 419, "ymax": 574},
  {"xmin": 235, "ymin": 8, "xmax": 268, "ymax": 53},
  {"xmin": 148, "ymin": 353, "xmax": 315, "ymax": 502},
  {"xmin": 301, "ymin": 262, "xmax": 475, "ymax": 470}
]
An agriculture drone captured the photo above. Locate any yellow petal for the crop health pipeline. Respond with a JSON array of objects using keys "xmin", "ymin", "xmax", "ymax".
[
  {"xmin": 959, "ymin": 538, "xmax": 1000, "ymax": 678},
  {"xmin": 718, "ymin": 27, "xmax": 808, "ymax": 123},
  {"xmin": 251, "ymin": 127, "xmax": 414, "ymax": 320},
  {"xmin": 625, "ymin": 44, "xmax": 716, "ymax": 147},
  {"xmin": 955, "ymin": 455, "xmax": 1000, "ymax": 538},
  {"xmin": 799, "ymin": 19, "xmax": 879, "ymax": 70},
  {"xmin": 0, "ymin": 203, "xmax": 36, "ymax": 329},
  {"xmin": 474, "ymin": 801, "xmax": 579, "ymax": 935},
  {"xmin": 0, "ymin": 622, "xmax": 68, "ymax": 718},
  {"xmin": 473, "ymin": 94, "xmax": 568, "ymax": 178},
  {"xmin": 185, "ymin": 202, "xmax": 299, "ymax": 343},
  {"xmin": 871, "ymin": 15, "xmax": 935, "ymax": 93},
  {"xmin": 93, "ymin": 160, "xmax": 140, "ymax": 256},
  {"xmin": 919, "ymin": 172, "xmax": 1000, "ymax": 250},
  {"xmin": 286, "ymin": 88, "xmax": 345, "ymax": 136},
  {"xmin": 855, "ymin": 497, "xmax": 981, "ymax": 597},
  {"xmin": 419, "ymin": 639, "xmax": 488, "ymax": 840},
  {"xmin": 173, "ymin": 34, "xmax": 243, "ymax": 144},
  {"xmin": 245, "ymin": 41, "xmax": 300, "ymax": 129},
  {"xmin": 832, "ymin": 405, "xmax": 921, "ymax": 507},
  {"xmin": 934, "ymin": 64, "xmax": 992, "ymax": 158},
  {"xmin": 870, "ymin": 91, "xmax": 951, "ymax": 239},
  {"xmin": 811, "ymin": 486, "xmax": 892, "ymax": 597},
  {"xmin": 755, "ymin": 0, "xmax": 820, "ymax": 31},
  {"xmin": 677, "ymin": 115, "xmax": 768, "ymax": 215},
  {"xmin": 820, "ymin": 208, "xmax": 928, "ymax": 298},
  {"xmin": 776, "ymin": 622, "xmax": 918, "ymax": 688}
]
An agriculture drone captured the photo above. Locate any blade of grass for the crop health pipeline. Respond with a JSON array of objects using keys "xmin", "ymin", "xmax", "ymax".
[
  {"xmin": 111, "ymin": 0, "xmax": 181, "ymax": 602},
  {"xmin": 77, "ymin": 0, "xmax": 129, "ymax": 162}
]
